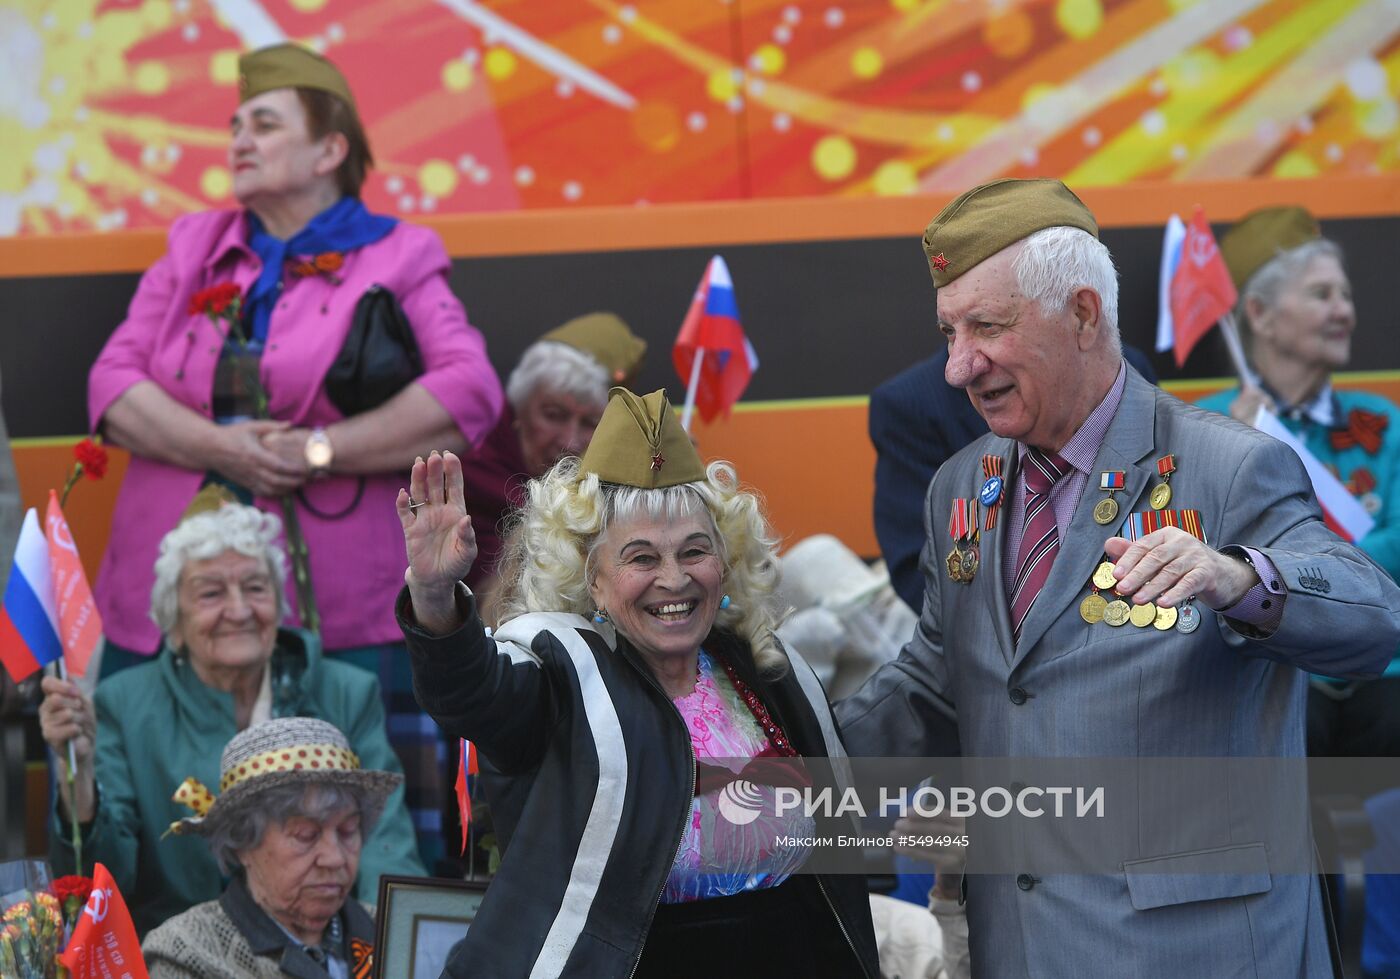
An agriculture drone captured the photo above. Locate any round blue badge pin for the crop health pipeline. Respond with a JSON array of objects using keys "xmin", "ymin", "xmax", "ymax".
[{"xmin": 979, "ymin": 476, "xmax": 1003, "ymax": 507}]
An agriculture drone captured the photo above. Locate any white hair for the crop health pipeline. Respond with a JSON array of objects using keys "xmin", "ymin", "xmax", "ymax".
[
  {"xmin": 1012, "ymin": 226, "xmax": 1121, "ymax": 354},
  {"xmin": 1239, "ymin": 238, "xmax": 1344, "ymax": 328},
  {"xmin": 505, "ymin": 341, "xmax": 611, "ymax": 413},
  {"xmin": 150, "ymin": 502, "xmax": 290, "ymax": 647}
]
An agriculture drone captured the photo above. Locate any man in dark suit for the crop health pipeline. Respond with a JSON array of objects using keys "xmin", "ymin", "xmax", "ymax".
[{"xmin": 871, "ymin": 346, "xmax": 1157, "ymax": 611}]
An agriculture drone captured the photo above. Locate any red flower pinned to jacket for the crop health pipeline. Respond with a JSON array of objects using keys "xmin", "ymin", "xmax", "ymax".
[{"xmin": 189, "ymin": 282, "xmax": 242, "ymax": 316}]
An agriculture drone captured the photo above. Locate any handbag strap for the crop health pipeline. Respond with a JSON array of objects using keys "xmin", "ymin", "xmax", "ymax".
[{"xmin": 296, "ymin": 477, "xmax": 366, "ymax": 521}]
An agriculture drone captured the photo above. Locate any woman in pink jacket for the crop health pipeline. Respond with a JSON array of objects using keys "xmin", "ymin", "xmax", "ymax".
[{"xmin": 86, "ymin": 43, "xmax": 503, "ymax": 869}]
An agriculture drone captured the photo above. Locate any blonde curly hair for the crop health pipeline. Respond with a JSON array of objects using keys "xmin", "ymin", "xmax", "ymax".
[{"xmin": 496, "ymin": 456, "xmax": 788, "ymax": 675}]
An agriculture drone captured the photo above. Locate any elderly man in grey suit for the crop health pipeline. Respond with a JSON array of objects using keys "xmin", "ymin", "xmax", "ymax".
[{"xmin": 836, "ymin": 178, "xmax": 1400, "ymax": 978}]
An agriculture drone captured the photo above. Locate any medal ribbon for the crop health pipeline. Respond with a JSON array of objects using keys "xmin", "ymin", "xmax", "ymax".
[
  {"xmin": 1100, "ymin": 470, "xmax": 1125, "ymax": 491},
  {"xmin": 1156, "ymin": 454, "xmax": 1176, "ymax": 478},
  {"xmin": 948, "ymin": 499, "xmax": 969, "ymax": 542},
  {"xmin": 982, "ymin": 455, "xmax": 1003, "ymax": 530},
  {"xmin": 1120, "ymin": 509, "xmax": 1207, "ymax": 544},
  {"xmin": 1329, "ymin": 408, "xmax": 1387, "ymax": 455}
]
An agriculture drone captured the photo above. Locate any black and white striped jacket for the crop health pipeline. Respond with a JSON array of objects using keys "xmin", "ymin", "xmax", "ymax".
[{"xmin": 399, "ymin": 588, "xmax": 880, "ymax": 978}]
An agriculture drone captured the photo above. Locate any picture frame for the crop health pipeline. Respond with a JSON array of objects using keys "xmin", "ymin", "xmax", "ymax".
[{"xmin": 372, "ymin": 875, "xmax": 489, "ymax": 979}]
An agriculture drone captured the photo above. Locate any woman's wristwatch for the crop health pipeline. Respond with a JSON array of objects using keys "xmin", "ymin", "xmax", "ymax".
[{"xmin": 304, "ymin": 427, "xmax": 335, "ymax": 477}]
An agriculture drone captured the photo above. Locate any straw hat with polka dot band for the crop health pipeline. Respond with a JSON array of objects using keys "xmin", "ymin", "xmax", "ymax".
[{"xmin": 167, "ymin": 716, "xmax": 401, "ymax": 837}]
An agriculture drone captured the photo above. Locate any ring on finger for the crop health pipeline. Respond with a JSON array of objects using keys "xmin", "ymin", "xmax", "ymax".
[{"xmin": 406, "ymin": 497, "xmax": 427, "ymax": 511}]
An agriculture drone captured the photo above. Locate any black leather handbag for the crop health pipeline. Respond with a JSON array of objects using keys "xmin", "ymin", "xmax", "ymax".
[{"xmin": 325, "ymin": 284, "xmax": 423, "ymax": 417}]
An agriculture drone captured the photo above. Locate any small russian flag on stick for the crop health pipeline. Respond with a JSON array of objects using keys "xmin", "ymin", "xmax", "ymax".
[
  {"xmin": 673, "ymin": 255, "xmax": 759, "ymax": 431},
  {"xmin": 0, "ymin": 509, "xmax": 63, "ymax": 682}
]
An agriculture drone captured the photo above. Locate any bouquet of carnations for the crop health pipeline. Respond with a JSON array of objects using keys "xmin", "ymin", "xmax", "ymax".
[
  {"xmin": 0, "ymin": 894, "xmax": 62, "ymax": 979},
  {"xmin": 0, "ymin": 864, "xmax": 92, "ymax": 979}
]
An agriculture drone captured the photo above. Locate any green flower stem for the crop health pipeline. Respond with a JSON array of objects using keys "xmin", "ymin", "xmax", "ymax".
[{"xmin": 207, "ymin": 303, "xmax": 321, "ymax": 636}]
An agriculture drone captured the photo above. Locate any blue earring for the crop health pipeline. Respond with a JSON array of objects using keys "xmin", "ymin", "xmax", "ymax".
[
  {"xmin": 719, "ymin": 595, "xmax": 731, "ymax": 610},
  {"xmin": 593, "ymin": 609, "xmax": 608, "ymax": 623}
]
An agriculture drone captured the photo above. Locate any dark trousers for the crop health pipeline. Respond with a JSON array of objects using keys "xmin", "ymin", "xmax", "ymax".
[
  {"xmin": 634, "ymin": 875, "xmax": 863, "ymax": 978},
  {"xmin": 1308, "ymin": 678, "xmax": 1400, "ymax": 758}
]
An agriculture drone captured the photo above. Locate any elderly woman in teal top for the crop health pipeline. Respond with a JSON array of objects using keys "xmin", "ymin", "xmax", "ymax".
[{"xmin": 1197, "ymin": 206, "xmax": 1400, "ymax": 756}]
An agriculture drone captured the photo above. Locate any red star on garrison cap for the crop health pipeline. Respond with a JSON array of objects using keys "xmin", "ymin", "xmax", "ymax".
[
  {"xmin": 651, "ymin": 452, "xmax": 665, "ymax": 471},
  {"xmin": 930, "ymin": 253, "xmax": 950, "ymax": 272}
]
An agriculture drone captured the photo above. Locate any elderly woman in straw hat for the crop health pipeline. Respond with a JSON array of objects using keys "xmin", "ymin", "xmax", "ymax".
[
  {"xmin": 1197, "ymin": 206, "xmax": 1400, "ymax": 756},
  {"xmin": 142, "ymin": 717, "xmax": 396, "ymax": 978},
  {"xmin": 39, "ymin": 490, "xmax": 422, "ymax": 936},
  {"xmin": 460, "ymin": 311, "xmax": 646, "ymax": 593},
  {"xmin": 396, "ymin": 388, "xmax": 880, "ymax": 977}
]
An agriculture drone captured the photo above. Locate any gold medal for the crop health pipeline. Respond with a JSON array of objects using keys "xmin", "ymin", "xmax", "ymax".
[
  {"xmin": 1103, "ymin": 600, "xmax": 1130, "ymax": 627},
  {"xmin": 1153, "ymin": 605, "xmax": 1178, "ymax": 631},
  {"xmin": 1129, "ymin": 603, "xmax": 1157, "ymax": 628},
  {"xmin": 1093, "ymin": 496, "xmax": 1119, "ymax": 525},
  {"xmin": 946, "ymin": 549, "xmax": 965, "ymax": 584},
  {"xmin": 1092, "ymin": 561, "xmax": 1118, "ymax": 591},
  {"xmin": 1151, "ymin": 454, "xmax": 1176, "ymax": 512},
  {"xmin": 1079, "ymin": 593, "xmax": 1107, "ymax": 624}
]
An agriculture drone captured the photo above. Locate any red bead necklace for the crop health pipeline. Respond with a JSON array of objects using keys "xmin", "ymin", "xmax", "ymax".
[{"xmin": 716, "ymin": 656, "xmax": 800, "ymax": 758}]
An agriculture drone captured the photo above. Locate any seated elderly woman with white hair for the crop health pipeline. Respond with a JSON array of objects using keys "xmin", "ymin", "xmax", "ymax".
[
  {"xmin": 459, "ymin": 311, "xmax": 646, "ymax": 593},
  {"xmin": 143, "ymin": 717, "xmax": 396, "ymax": 978},
  {"xmin": 40, "ymin": 488, "xmax": 422, "ymax": 936}
]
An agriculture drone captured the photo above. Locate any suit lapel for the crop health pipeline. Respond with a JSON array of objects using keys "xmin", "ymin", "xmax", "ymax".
[
  {"xmin": 977, "ymin": 440, "xmax": 1018, "ymax": 667},
  {"xmin": 1010, "ymin": 372, "xmax": 1158, "ymax": 669}
]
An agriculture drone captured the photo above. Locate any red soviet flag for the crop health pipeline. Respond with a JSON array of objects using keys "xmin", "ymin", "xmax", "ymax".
[
  {"xmin": 1167, "ymin": 207, "xmax": 1238, "ymax": 368},
  {"xmin": 58, "ymin": 863, "xmax": 149, "ymax": 979}
]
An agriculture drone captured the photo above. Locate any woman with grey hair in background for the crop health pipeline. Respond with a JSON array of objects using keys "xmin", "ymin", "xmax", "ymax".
[
  {"xmin": 1197, "ymin": 205, "xmax": 1400, "ymax": 756},
  {"xmin": 143, "ymin": 717, "xmax": 396, "ymax": 978},
  {"xmin": 460, "ymin": 311, "xmax": 646, "ymax": 593},
  {"xmin": 39, "ymin": 487, "xmax": 422, "ymax": 936}
]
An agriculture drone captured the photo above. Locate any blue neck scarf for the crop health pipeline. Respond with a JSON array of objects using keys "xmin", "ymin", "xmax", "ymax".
[{"xmin": 243, "ymin": 196, "xmax": 397, "ymax": 347}]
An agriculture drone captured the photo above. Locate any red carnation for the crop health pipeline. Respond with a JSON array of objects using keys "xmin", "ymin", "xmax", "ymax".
[
  {"xmin": 50, "ymin": 875, "xmax": 92, "ymax": 906},
  {"xmin": 189, "ymin": 282, "xmax": 242, "ymax": 316},
  {"xmin": 313, "ymin": 251, "xmax": 343, "ymax": 272},
  {"xmin": 74, "ymin": 438, "xmax": 108, "ymax": 480}
]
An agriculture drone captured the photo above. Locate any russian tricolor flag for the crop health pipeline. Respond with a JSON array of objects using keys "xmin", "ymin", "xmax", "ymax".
[
  {"xmin": 0, "ymin": 510, "xmax": 63, "ymax": 681},
  {"xmin": 673, "ymin": 255, "xmax": 759, "ymax": 426}
]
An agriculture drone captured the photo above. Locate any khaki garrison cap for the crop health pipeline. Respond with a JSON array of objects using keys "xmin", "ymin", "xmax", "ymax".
[
  {"xmin": 181, "ymin": 484, "xmax": 238, "ymax": 523},
  {"xmin": 238, "ymin": 43, "xmax": 357, "ymax": 111},
  {"xmin": 1219, "ymin": 206, "xmax": 1321, "ymax": 290},
  {"xmin": 541, "ymin": 313, "xmax": 648, "ymax": 386},
  {"xmin": 922, "ymin": 178, "xmax": 1099, "ymax": 288},
  {"xmin": 578, "ymin": 389, "xmax": 705, "ymax": 489}
]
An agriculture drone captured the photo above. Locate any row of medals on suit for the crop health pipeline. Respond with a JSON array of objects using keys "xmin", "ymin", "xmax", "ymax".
[{"xmin": 948, "ymin": 453, "xmax": 1201, "ymax": 634}]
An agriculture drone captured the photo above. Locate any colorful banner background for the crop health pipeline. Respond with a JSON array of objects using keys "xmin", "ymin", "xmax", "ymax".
[{"xmin": 4, "ymin": 0, "xmax": 1400, "ymax": 236}]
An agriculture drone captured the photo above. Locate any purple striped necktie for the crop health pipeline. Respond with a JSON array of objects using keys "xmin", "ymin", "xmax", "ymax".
[{"xmin": 1010, "ymin": 448, "xmax": 1070, "ymax": 642}]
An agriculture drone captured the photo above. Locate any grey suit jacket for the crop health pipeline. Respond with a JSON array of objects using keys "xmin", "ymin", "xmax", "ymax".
[{"xmin": 837, "ymin": 369, "xmax": 1400, "ymax": 978}]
